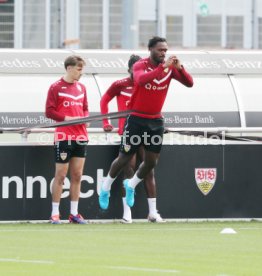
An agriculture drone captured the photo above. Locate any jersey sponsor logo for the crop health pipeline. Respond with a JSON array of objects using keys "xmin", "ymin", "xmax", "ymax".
[
  {"xmin": 63, "ymin": 101, "xmax": 83, "ymax": 107},
  {"xmin": 195, "ymin": 168, "xmax": 217, "ymax": 196},
  {"xmin": 145, "ymin": 83, "xmax": 168, "ymax": 91}
]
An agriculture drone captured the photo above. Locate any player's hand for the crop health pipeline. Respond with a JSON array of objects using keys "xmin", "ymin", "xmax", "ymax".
[
  {"xmin": 173, "ymin": 56, "xmax": 183, "ymax": 71},
  {"xmin": 86, "ymin": 123, "xmax": 90, "ymax": 128},
  {"xmin": 163, "ymin": 56, "xmax": 176, "ymax": 68},
  {"xmin": 163, "ymin": 55, "xmax": 183, "ymax": 70},
  {"xmin": 103, "ymin": 124, "xmax": 114, "ymax": 132}
]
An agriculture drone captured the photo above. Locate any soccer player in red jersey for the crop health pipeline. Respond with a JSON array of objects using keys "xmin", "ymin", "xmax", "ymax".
[
  {"xmin": 99, "ymin": 36, "xmax": 193, "ymax": 214},
  {"xmin": 100, "ymin": 55, "xmax": 164, "ymax": 223},
  {"xmin": 46, "ymin": 55, "xmax": 88, "ymax": 224}
]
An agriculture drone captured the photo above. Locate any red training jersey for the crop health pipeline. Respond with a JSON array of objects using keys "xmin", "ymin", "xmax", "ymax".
[
  {"xmin": 129, "ymin": 57, "xmax": 194, "ymax": 119},
  {"xmin": 45, "ymin": 77, "xmax": 89, "ymax": 141},
  {"xmin": 100, "ymin": 77, "xmax": 133, "ymax": 135}
]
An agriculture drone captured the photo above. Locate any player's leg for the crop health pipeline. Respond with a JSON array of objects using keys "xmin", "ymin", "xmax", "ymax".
[
  {"xmin": 99, "ymin": 152, "xmax": 134, "ymax": 210},
  {"xmin": 107, "ymin": 152, "xmax": 134, "ymax": 180},
  {"xmin": 50, "ymin": 141, "xmax": 70, "ymax": 224},
  {"xmin": 99, "ymin": 115, "xmax": 141, "ymax": 210},
  {"xmin": 124, "ymin": 150, "xmax": 160, "ymax": 206},
  {"xmin": 124, "ymin": 117, "xmax": 164, "ymax": 207},
  {"xmin": 68, "ymin": 141, "xmax": 87, "ymax": 224},
  {"xmin": 124, "ymin": 151, "xmax": 160, "ymax": 207},
  {"xmin": 144, "ymin": 169, "xmax": 165, "ymax": 222},
  {"xmin": 137, "ymin": 146, "xmax": 158, "ymax": 217},
  {"xmin": 121, "ymin": 154, "xmax": 136, "ymax": 223}
]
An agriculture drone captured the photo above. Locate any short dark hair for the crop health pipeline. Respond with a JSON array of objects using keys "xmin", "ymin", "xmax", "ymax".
[
  {"xmin": 128, "ymin": 54, "xmax": 141, "ymax": 70},
  {"xmin": 64, "ymin": 55, "xmax": 86, "ymax": 70},
  {"xmin": 148, "ymin": 36, "xmax": 167, "ymax": 49}
]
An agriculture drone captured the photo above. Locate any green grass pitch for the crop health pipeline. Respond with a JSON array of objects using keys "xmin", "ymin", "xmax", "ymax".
[{"xmin": 0, "ymin": 221, "xmax": 261, "ymax": 276}]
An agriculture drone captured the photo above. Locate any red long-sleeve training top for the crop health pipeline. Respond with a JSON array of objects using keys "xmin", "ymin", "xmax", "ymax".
[
  {"xmin": 129, "ymin": 57, "xmax": 194, "ymax": 119},
  {"xmin": 100, "ymin": 77, "xmax": 133, "ymax": 135},
  {"xmin": 45, "ymin": 77, "xmax": 89, "ymax": 141}
]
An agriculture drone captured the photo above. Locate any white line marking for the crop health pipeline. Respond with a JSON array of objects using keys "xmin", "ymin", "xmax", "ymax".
[
  {"xmin": 0, "ymin": 258, "xmax": 54, "ymax": 264},
  {"xmin": 1, "ymin": 218, "xmax": 262, "ymax": 224},
  {"xmin": 0, "ymin": 227, "xmax": 261, "ymax": 232},
  {"xmin": 107, "ymin": 265, "xmax": 179, "ymax": 273},
  {"xmin": 0, "ymin": 228, "xmax": 221, "ymax": 232}
]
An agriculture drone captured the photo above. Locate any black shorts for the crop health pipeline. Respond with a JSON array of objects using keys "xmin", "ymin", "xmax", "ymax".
[
  {"xmin": 54, "ymin": 140, "xmax": 88, "ymax": 163},
  {"xmin": 119, "ymin": 115, "xmax": 164, "ymax": 154}
]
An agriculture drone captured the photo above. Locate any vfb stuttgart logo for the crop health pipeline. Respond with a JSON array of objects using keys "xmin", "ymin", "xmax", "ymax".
[{"xmin": 195, "ymin": 168, "xmax": 217, "ymax": 196}]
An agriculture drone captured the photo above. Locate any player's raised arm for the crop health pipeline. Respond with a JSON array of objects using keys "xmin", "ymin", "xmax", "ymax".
[
  {"xmin": 133, "ymin": 60, "xmax": 166, "ymax": 86},
  {"xmin": 170, "ymin": 55, "xmax": 194, "ymax": 87}
]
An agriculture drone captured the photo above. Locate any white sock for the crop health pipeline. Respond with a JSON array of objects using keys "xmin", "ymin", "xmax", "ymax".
[
  {"xmin": 70, "ymin": 201, "xmax": 78, "ymax": 216},
  {"xmin": 148, "ymin": 198, "xmax": 157, "ymax": 216},
  {"xmin": 122, "ymin": 197, "xmax": 132, "ymax": 221},
  {"xmin": 51, "ymin": 202, "xmax": 60, "ymax": 216},
  {"xmin": 102, "ymin": 174, "xmax": 116, "ymax": 191},
  {"xmin": 128, "ymin": 173, "xmax": 142, "ymax": 189}
]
